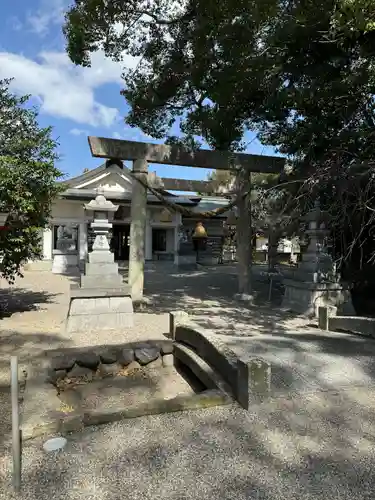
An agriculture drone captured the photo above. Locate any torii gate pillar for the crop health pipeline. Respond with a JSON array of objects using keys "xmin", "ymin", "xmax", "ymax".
[{"xmin": 128, "ymin": 159, "xmax": 148, "ymax": 301}]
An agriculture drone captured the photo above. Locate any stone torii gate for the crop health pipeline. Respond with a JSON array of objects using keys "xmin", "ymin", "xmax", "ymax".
[{"xmin": 87, "ymin": 136, "xmax": 285, "ymax": 301}]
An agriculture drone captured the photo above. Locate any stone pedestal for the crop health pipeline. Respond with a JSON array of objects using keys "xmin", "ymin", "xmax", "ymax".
[
  {"xmin": 281, "ymin": 203, "xmax": 354, "ymax": 317},
  {"xmin": 66, "ymin": 195, "xmax": 133, "ymax": 333},
  {"xmin": 52, "ymin": 250, "xmax": 78, "ymax": 274},
  {"xmin": 52, "ymin": 235, "xmax": 79, "ymax": 274},
  {"xmin": 175, "ymin": 240, "xmax": 197, "ymax": 270},
  {"xmin": 67, "ymin": 286, "xmax": 133, "ymax": 333},
  {"xmin": 282, "ymin": 279, "xmax": 354, "ymax": 317}
]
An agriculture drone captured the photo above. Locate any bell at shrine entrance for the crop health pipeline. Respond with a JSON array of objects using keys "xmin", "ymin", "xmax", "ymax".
[
  {"xmin": 192, "ymin": 222, "xmax": 207, "ymax": 253},
  {"xmin": 192, "ymin": 222, "xmax": 207, "ymax": 239}
]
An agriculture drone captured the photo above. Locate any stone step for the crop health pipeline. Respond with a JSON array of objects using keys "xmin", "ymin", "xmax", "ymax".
[
  {"xmin": 88, "ymin": 252, "xmax": 115, "ymax": 264},
  {"xmin": 69, "ymin": 296, "xmax": 133, "ymax": 316},
  {"xmin": 85, "ymin": 262, "xmax": 119, "ymax": 275},
  {"xmin": 80, "ymin": 274, "xmax": 124, "ymax": 289},
  {"xmin": 66, "ymin": 311, "xmax": 134, "ymax": 332}
]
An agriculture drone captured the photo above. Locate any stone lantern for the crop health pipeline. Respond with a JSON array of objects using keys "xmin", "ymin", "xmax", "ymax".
[
  {"xmin": 66, "ymin": 194, "xmax": 134, "ymax": 334},
  {"xmin": 84, "ymin": 195, "xmax": 118, "ymax": 253},
  {"xmin": 281, "ymin": 201, "xmax": 354, "ymax": 317}
]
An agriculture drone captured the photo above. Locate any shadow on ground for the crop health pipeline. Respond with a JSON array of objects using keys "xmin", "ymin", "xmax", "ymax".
[
  {"xmin": 138, "ymin": 265, "xmax": 305, "ymax": 338},
  {"xmin": 0, "ymin": 330, "xmax": 72, "ymax": 452},
  {"xmin": 3, "ymin": 382, "xmax": 375, "ymax": 500},
  {"xmin": 224, "ymin": 329, "xmax": 375, "ymax": 394},
  {"xmin": 0, "ymin": 288, "xmax": 58, "ymax": 319}
]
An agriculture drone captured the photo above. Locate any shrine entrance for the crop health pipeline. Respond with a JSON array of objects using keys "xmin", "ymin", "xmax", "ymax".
[{"xmin": 112, "ymin": 224, "xmax": 130, "ymax": 261}]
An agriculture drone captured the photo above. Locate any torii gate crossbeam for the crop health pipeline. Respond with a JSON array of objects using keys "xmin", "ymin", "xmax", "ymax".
[{"xmin": 87, "ymin": 136, "xmax": 285, "ymax": 301}]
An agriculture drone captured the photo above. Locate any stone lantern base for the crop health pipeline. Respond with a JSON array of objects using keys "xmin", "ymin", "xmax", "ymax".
[
  {"xmin": 67, "ymin": 247, "xmax": 134, "ymax": 333},
  {"xmin": 281, "ymin": 279, "xmax": 355, "ymax": 318}
]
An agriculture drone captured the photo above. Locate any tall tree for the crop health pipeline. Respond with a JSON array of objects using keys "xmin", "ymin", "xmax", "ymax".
[
  {"xmin": 64, "ymin": 0, "xmax": 281, "ymax": 150},
  {"xmin": 0, "ymin": 79, "xmax": 63, "ymax": 283},
  {"xmin": 64, "ymin": 0, "xmax": 375, "ymax": 271}
]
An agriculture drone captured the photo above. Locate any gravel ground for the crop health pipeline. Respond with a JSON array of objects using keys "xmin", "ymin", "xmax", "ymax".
[
  {"xmin": 2, "ymin": 388, "xmax": 375, "ymax": 500},
  {"xmin": 1, "ymin": 265, "xmax": 375, "ymax": 499}
]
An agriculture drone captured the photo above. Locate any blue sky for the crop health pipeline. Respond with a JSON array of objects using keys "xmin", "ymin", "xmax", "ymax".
[{"xmin": 0, "ymin": 0, "xmax": 279, "ymax": 184}]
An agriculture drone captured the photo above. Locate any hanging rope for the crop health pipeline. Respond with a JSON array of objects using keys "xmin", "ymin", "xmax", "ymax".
[{"xmin": 130, "ymin": 170, "xmax": 251, "ymax": 219}]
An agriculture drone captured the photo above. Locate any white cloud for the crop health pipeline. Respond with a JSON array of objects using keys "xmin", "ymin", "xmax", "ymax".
[
  {"xmin": 112, "ymin": 129, "xmax": 160, "ymax": 143},
  {"xmin": 70, "ymin": 128, "xmax": 89, "ymax": 136},
  {"xmin": 0, "ymin": 50, "xmax": 138, "ymax": 127},
  {"xmin": 27, "ymin": 0, "xmax": 69, "ymax": 36}
]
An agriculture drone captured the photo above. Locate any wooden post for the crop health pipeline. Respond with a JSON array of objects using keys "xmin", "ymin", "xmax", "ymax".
[
  {"xmin": 129, "ymin": 159, "xmax": 148, "ymax": 301},
  {"xmin": 235, "ymin": 168, "xmax": 252, "ymax": 297},
  {"xmin": 11, "ymin": 356, "xmax": 21, "ymax": 492}
]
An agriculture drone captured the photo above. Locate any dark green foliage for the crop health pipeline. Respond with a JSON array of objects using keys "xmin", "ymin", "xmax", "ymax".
[
  {"xmin": 0, "ymin": 79, "xmax": 63, "ymax": 282},
  {"xmin": 63, "ymin": 0, "xmax": 375, "ymax": 268}
]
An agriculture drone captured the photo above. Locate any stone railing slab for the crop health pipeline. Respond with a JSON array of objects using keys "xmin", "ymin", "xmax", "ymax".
[
  {"xmin": 237, "ymin": 358, "xmax": 271, "ymax": 409},
  {"xmin": 318, "ymin": 306, "xmax": 375, "ymax": 338},
  {"xmin": 331, "ymin": 315, "xmax": 375, "ymax": 338},
  {"xmin": 174, "ymin": 322, "xmax": 273, "ymax": 408},
  {"xmin": 174, "ymin": 343, "xmax": 233, "ymax": 397},
  {"xmin": 70, "ymin": 285, "xmax": 132, "ymax": 299},
  {"xmin": 174, "ymin": 324, "xmax": 239, "ymax": 391},
  {"xmin": 169, "ymin": 310, "xmax": 189, "ymax": 339}
]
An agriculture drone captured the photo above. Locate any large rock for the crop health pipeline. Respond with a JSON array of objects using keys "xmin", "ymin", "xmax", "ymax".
[
  {"xmin": 99, "ymin": 362, "xmax": 122, "ymax": 377},
  {"xmin": 68, "ymin": 364, "xmax": 94, "ymax": 381},
  {"xmin": 51, "ymin": 355, "xmax": 75, "ymax": 372},
  {"xmin": 134, "ymin": 345, "xmax": 160, "ymax": 365},
  {"xmin": 100, "ymin": 348, "xmax": 119, "ymax": 365},
  {"xmin": 76, "ymin": 352, "xmax": 100, "ymax": 370},
  {"xmin": 118, "ymin": 348, "xmax": 134, "ymax": 366}
]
